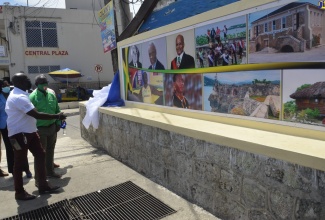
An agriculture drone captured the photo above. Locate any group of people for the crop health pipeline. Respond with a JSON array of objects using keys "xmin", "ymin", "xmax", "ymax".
[
  {"xmin": 198, "ymin": 39, "xmax": 245, "ymax": 67},
  {"xmin": 0, "ymin": 72, "xmax": 67, "ymax": 200}
]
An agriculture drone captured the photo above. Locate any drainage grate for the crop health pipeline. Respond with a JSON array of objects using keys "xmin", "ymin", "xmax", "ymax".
[{"xmin": 3, "ymin": 181, "xmax": 176, "ymax": 220}]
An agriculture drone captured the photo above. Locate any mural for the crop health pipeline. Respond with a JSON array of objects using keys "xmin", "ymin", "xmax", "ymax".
[
  {"xmin": 164, "ymin": 73, "xmax": 202, "ymax": 110},
  {"xmin": 248, "ymin": 0, "xmax": 325, "ymax": 63},
  {"xmin": 195, "ymin": 15, "xmax": 247, "ymax": 68},
  {"xmin": 120, "ymin": 0, "xmax": 325, "ymax": 128},
  {"xmin": 283, "ymin": 69, "xmax": 325, "ymax": 126},
  {"xmin": 138, "ymin": 0, "xmax": 239, "ymax": 33},
  {"xmin": 203, "ymin": 71, "xmax": 281, "ymax": 120}
]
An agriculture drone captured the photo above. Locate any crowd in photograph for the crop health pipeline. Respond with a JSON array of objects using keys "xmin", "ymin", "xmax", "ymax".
[{"xmin": 197, "ymin": 26, "xmax": 246, "ymax": 67}]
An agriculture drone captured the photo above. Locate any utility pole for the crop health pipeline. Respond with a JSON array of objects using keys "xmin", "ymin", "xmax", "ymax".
[{"xmin": 104, "ymin": 0, "xmax": 132, "ymax": 73}]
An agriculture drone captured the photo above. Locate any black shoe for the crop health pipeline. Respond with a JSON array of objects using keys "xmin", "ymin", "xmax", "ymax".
[
  {"xmin": 39, "ymin": 185, "xmax": 60, "ymax": 194},
  {"xmin": 15, "ymin": 191, "xmax": 36, "ymax": 200}
]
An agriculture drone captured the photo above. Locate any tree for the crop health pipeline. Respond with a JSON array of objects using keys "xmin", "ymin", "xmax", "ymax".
[{"xmin": 296, "ymin": 84, "xmax": 311, "ymax": 92}]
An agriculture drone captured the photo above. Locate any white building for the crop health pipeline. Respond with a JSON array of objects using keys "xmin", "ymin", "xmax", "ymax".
[{"xmin": 0, "ymin": 0, "xmax": 131, "ymax": 90}]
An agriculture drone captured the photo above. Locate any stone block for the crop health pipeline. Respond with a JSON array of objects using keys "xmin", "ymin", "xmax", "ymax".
[
  {"xmin": 264, "ymin": 158, "xmax": 285, "ymax": 183},
  {"xmin": 193, "ymin": 160, "xmax": 220, "ymax": 188},
  {"xmin": 184, "ymin": 136, "xmax": 196, "ymax": 156},
  {"xmin": 170, "ymin": 132, "xmax": 185, "ymax": 151},
  {"xmin": 270, "ymin": 189, "xmax": 295, "ymax": 219},
  {"xmin": 162, "ymin": 147, "xmax": 177, "ymax": 168},
  {"xmin": 242, "ymin": 178, "xmax": 267, "ymax": 209},
  {"xmin": 295, "ymin": 199, "xmax": 323, "ymax": 220},
  {"xmin": 214, "ymin": 192, "xmax": 247, "ymax": 220},
  {"xmin": 219, "ymin": 170, "xmax": 241, "ymax": 198},
  {"xmin": 248, "ymin": 210, "xmax": 276, "ymax": 220},
  {"xmin": 232, "ymin": 150, "xmax": 262, "ymax": 176},
  {"xmin": 282, "ymin": 164, "xmax": 312, "ymax": 192},
  {"xmin": 140, "ymin": 124, "xmax": 153, "ymax": 141},
  {"xmin": 176, "ymin": 153, "xmax": 192, "ymax": 180},
  {"xmin": 191, "ymin": 184, "xmax": 214, "ymax": 212},
  {"xmin": 157, "ymin": 128, "xmax": 171, "ymax": 147}
]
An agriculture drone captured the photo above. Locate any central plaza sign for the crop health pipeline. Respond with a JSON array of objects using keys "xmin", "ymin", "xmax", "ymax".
[{"xmin": 25, "ymin": 50, "xmax": 69, "ymax": 56}]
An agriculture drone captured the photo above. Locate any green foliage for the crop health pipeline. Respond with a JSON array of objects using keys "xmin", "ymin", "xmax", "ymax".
[
  {"xmin": 297, "ymin": 108, "xmax": 320, "ymax": 122},
  {"xmin": 296, "ymin": 84, "xmax": 311, "ymax": 92},
  {"xmin": 305, "ymin": 108, "xmax": 320, "ymax": 119},
  {"xmin": 196, "ymin": 35, "xmax": 209, "ymax": 46},
  {"xmin": 284, "ymin": 101, "xmax": 297, "ymax": 118}
]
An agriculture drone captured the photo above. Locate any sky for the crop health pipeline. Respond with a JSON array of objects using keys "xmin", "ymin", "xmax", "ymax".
[{"xmin": 0, "ymin": 0, "xmax": 141, "ymax": 16}]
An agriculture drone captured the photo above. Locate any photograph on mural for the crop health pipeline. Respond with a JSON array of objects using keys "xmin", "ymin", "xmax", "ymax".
[
  {"xmin": 248, "ymin": 0, "xmax": 325, "ymax": 63},
  {"xmin": 283, "ymin": 69, "xmax": 325, "ymax": 126},
  {"xmin": 164, "ymin": 73, "xmax": 202, "ymax": 110},
  {"xmin": 128, "ymin": 44, "xmax": 143, "ymax": 89},
  {"xmin": 166, "ymin": 30, "xmax": 196, "ymax": 69},
  {"xmin": 203, "ymin": 70, "xmax": 281, "ymax": 120},
  {"xmin": 195, "ymin": 15, "xmax": 247, "ymax": 68},
  {"xmin": 138, "ymin": 0, "xmax": 239, "ymax": 33}
]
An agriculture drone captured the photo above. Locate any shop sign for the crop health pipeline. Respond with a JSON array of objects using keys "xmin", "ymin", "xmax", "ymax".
[{"xmin": 25, "ymin": 50, "xmax": 69, "ymax": 56}]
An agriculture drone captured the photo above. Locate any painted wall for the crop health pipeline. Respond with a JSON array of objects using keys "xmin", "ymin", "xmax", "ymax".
[{"xmin": 4, "ymin": 6, "xmax": 114, "ymax": 86}]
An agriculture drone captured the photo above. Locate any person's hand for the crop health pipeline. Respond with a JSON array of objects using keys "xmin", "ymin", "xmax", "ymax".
[
  {"xmin": 56, "ymin": 124, "xmax": 61, "ymax": 132},
  {"xmin": 57, "ymin": 112, "xmax": 67, "ymax": 120}
]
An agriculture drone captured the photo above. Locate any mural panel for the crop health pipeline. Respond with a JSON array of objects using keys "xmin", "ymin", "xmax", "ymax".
[
  {"xmin": 248, "ymin": 0, "xmax": 325, "ymax": 63},
  {"xmin": 195, "ymin": 15, "xmax": 247, "ymax": 68},
  {"xmin": 283, "ymin": 69, "xmax": 325, "ymax": 126},
  {"xmin": 204, "ymin": 71, "xmax": 281, "ymax": 120}
]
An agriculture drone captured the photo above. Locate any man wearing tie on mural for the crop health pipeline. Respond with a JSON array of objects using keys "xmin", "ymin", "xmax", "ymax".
[
  {"xmin": 148, "ymin": 42, "xmax": 165, "ymax": 71},
  {"xmin": 170, "ymin": 34, "xmax": 195, "ymax": 69}
]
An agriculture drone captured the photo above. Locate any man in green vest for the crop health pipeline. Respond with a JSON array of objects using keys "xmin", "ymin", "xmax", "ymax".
[{"xmin": 29, "ymin": 74, "xmax": 62, "ymax": 185}]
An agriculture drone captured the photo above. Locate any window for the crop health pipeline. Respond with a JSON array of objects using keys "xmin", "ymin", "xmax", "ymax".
[
  {"xmin": 25, "ymin": 21, "xmax": 58, "ymax": 47},
  {"xmin": 264, "ymin": 23, "xmax": 268, "ymax": 32},
  {"xmin": 28, "ymin": 65, "xmax": 60, "ymax": 74},
  {"xmin": 282, "ymin": 17, "xmax": 286, "ymax": 28},
  {"xmin": 272, "ymin": 20, "xmax": 276, "ymax": 31}
]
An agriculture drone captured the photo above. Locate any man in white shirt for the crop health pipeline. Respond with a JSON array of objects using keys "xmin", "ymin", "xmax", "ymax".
[{"xmin": 5, "ymin": 73, "xmax": 67, "ymax": 200}]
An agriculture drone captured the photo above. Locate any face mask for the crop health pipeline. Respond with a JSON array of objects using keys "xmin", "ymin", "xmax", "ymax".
[
  {"xmin": 37, "ymin": 83, "xmax": 48, "ymax": 91},
  {"xmin": 2, "ymin": 87, "xmax": 10, "ymax": 93}
]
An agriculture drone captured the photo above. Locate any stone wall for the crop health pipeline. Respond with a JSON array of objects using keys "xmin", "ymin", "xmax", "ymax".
[{"xmin": 80, "ymin": 106, "xmax": 325, "ymax": 220}]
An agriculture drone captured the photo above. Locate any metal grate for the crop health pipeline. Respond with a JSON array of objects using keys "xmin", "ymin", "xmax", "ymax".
[
  {"xmin": 26, "ymin": 21, "xmax": 58, "ymax": 47},
  {"xmin": 2, "ymin": 181, "xmax": 176, "ymax": 220}
]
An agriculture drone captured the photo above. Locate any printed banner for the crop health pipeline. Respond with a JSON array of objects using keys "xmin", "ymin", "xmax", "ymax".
[{"xmin": 98, "ymin": 1, "xmax": 117, "ymax": 53}]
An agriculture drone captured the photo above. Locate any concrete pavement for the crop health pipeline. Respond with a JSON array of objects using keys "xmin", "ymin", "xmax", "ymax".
[{"xmin": 0, "ymin": 107, "xmax": 219, "ymax": 220}]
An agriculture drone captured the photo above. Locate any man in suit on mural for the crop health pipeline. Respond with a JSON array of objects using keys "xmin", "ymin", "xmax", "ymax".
[
  {"xmin": 148, "ymin": 42, "xmax": 165, "ymax": 70},
  {"xmin": 170, "ymin": 34, "xmax": 195, "ymax": 69},
  {"xmin": 128, "ymin": 45, "xmax": 142, "ymax": 68}
]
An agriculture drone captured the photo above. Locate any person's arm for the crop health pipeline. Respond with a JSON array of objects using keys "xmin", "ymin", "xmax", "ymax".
[
  {"xmin": 150, "ymin": 86, "xmax": 163, "ymax": 96},
  {"xmin": 26, "ymin": 108, "xmax": 66, "ymax": 121}
]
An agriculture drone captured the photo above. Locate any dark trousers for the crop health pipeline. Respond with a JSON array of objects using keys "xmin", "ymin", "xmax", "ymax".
[
  {"xmin": 0, "ymin": 127, "xmax": 30, "ymax": 173},
  {"xmin": 10, "ymin": 132, "xmax": 47, "ymax": 193},
  {"xmin": 35, "ymin": 123, "xmax": 57, "ymax": 182}
]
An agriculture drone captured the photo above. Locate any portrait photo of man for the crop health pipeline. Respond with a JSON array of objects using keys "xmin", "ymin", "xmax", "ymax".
[
  {"xmin": 128, "ymin": 45, "xmax": 142, "ymax": 68},
  {"xmin": 148, "ymin": 42, "xmax": 165, "ymax": 71},
  {"xmin": 170, "ymin": 34, "xmax": 195, "ymax": 69}
]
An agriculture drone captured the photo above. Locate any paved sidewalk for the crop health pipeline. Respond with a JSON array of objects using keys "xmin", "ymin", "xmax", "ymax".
[{"xmin": 0, "ymin": 108, "xmax": 219, "ymax": 220}]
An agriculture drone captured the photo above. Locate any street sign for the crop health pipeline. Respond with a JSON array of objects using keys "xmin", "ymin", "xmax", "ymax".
[{"xmin": 95, "ymin": 64, "xmax": 103, "ymax": 73}]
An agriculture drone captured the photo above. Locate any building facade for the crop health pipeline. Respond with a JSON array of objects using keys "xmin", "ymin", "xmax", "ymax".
[
  {"xmin": 0, "ymin": 0, "xmax": 131, "ymax": 91},
  {"xmin": 250, "ymin": 2, "xmax": 325, "ymax": 53}
]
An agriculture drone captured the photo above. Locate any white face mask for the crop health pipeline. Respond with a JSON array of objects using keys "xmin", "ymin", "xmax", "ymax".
[{"xmin": 2, "ymin": 87, "xmax": 10, "ymax": 93}]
